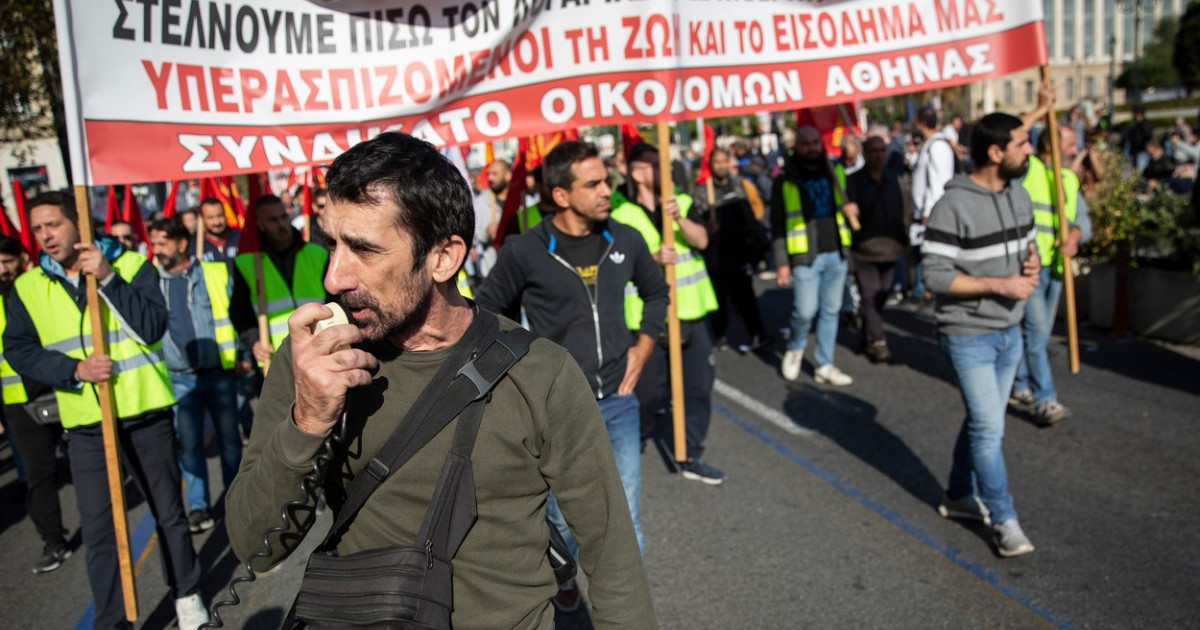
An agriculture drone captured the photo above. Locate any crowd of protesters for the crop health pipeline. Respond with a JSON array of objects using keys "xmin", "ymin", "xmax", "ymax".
[{"xmin": 1, "ymin": 85, "xmax": 1197, "ymax": 628}]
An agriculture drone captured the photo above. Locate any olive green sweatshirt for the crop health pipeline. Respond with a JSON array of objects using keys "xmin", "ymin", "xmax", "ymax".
[{"xmin": 225, "ymin": 319, "xmax": 657, "ymax": 629}]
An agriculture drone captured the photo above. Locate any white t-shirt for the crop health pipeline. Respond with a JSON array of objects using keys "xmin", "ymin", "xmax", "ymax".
[{"xmin": 910, "ymin": 132, "xmax": 956, "ymax": 243}]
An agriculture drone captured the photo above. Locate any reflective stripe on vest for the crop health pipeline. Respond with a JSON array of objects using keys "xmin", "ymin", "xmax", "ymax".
[
  {"xmin": 1022, "ymin": 156, "xmax": 1079, "ymax": 275},
  {"xmin": 781, "ymin": 166, "xmax": 851, "ymax": 255},
  {"xmin": 0, "ymin": 294, "xmax": 28, "ymax": 405},
  {"xmin": 610, "ymin": 193, "xmax": 718, "ymax": 329},
  {"xmin": 14, "ymin": 252, "xmax": 176, "ymax": 428},
  {"xmin": 200, "ymin": 261, "xmax": 238, "ymax": 370},
  {"xmin": 234, "ymin": 244, "xmax": 329, "ymax": 355}
]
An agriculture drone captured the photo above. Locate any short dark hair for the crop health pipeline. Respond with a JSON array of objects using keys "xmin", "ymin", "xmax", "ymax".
[
  {"xmin": 708, "ymin": 147, "xmax": 731, "ymax": 164},
  {"xmin": 25, "ymin": 191, "xmax": 78, "ymax": 222},
  {"xmin": 324, "ymin": 132, "xmax": 474, "ymax": 270},
  {"xmin": 253, "ymin": 194, "xmax": 284, "ymax": 212},
  {"xmin": 627, "ymin": 142, "xmax": 658, "ymax": 165},
  {"xmin": 970, "ymin": 113, "xmax": 1024, "ymax": 166},
  {"xmin": 543, "ymin": 141, "xmax": 601, "ymax": 192},
  {"xmin": 147, "ymin": 216, "xmax": 190, "ymax": 242},
  {"xmin": 0, "ymin": 235, "xmax": 22, "ymax": 258},
  {"xmin": 917, "ymin": 106, "xmax": 940, "ymax": 131},
  {"xmin": 109, "ymin": 220, "xmax": 131, "ymax": 231},
  {"xmin": 199, "ymin": 197, "xmax": 223, "ymax": 208},
  {"xmin": 313, "ymin": 187, "xmax": 328, "ymax": 198}
]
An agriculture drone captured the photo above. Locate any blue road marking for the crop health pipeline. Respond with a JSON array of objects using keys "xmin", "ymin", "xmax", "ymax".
[{"xmin": 715, "ymin": 401, "xmax": 1077, "ymax": 630}]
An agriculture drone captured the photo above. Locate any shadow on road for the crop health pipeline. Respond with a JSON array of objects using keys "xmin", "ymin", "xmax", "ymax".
[
  {"xmin": 1074, "ymin": 325, "xmax": 1200, "ymax": 397},
  {"xmin": 782, "ymin": 383, "xmax": 945, "ymax": 512}
]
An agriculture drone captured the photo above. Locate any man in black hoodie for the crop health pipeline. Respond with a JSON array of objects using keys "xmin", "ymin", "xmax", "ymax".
[{"xmin": 478, "ymin": 141, "xmax": 669, "ymax": 563}]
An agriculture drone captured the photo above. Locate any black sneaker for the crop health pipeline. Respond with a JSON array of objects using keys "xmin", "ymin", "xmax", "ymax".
[
  {"xmin": 737, "ymin": 335, "xmax": 771, "ymax": 354},
  {"xmin": 679, "ymin": 459, "xmax": 726, "ymax": 485},
  {"xmin": 188, "ymin": 509, "xmax": 216, "ymax": 534},
  {"xmin": 33, "ymin": 542, "xmax": 72, "ymax": 574}
]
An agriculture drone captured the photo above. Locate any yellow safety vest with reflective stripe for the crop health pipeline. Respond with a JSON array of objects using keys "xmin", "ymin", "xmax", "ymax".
[
  {"xmin": 781, "ymin": 166, "xmax": 852, "ymax": 255},
  {"xmin": 234, "ymin": 244, "xmax": 328, "ymax": 353},
  {"xmin": 199, "ymin": 261, "xmax": 238, "ymax": 370},
  {"xmin": 0, "ymin": 293, "xmax": 29, "ymax": 405},
  {"xmin": 517, "ymin": 204, "xmax": 545, "ymax": 234},
  {"xmin": 457, "ymin": 269, "xmax": 473, "ymax": 300},
  {"xmin": 15, "ymin": 252, "xmax": 175, "ymax": 428},
  {"xmin": 611, "ymin": 193, "xmax": 717, "ymax": 329},
  {"xmin": 1022, "ymin": 156, "xmax": 1079, "ymax": 276}
]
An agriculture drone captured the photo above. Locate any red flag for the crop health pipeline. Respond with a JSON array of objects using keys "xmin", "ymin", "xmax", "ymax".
[
  {"xmin": 694, "ymin": 123, "xmax": 717, "ymax": 185},
  {"xmin": 12, "ymin": 179, "xmax": 37, "ymax": 258},
  {"xmin": 0, "ymin": 198, "xmax": 18, "ymax": 238},
  {"xmin": 105, "ymin": 185, "xmax": 119, "ymax": 232},
  {"xmin": 236, "ymin": 194, "xmax": 260, "ymax": 256},
  {"xmin": 620, "ymin": 124, "xmax": 644, "ymax": 160},
  {"xmin": 163, "ymin": 180, "xmax": 180, "ymax": 218},
  {"xmin": 301, "ymin": 168, "xmax": 314, "ymax": 217},
  {"xmin": 796, "ymin": 103, "xmax": 860, "ymax": 157},
  {"xmin": 122, "ymin": 185, "xmax": 152, "ymax": 255},
  {"xmin": 493, "ymin": 138, "xmax": 529, "ymax": 249},
  {"xmin": 247, "ymin": 172, "xmax": 265, "ymax": 207}
]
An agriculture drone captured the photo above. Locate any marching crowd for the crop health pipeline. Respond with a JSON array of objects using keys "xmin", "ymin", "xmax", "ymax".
[{"xmin": 2, "ymin": 82, "xmax": 1194, "ymax": 629}]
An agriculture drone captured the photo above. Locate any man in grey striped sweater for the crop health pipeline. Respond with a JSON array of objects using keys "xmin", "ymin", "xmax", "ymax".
[{"xmin": 921, "ymin": 113, "xmax": 1042, "ymax": 558}]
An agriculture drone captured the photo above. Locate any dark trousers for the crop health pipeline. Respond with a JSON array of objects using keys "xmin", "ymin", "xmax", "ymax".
[
  {"xmin": 69, "ymin": 411, "xmax": 201, "ymax": 630},
  {"xmin": 636, "ymin": 318, "xmax": 715, "ymax": 460},
  {"xmin": 5, "ymin": 403, "xmax": 67, "ymax": 546},
  {"xmin": 854, "ymin": 261, "xmax": 896, "ymax": 344},
  {"xmin": 709, "ymin": 261, "xmax": 766, "ymax": 342}
]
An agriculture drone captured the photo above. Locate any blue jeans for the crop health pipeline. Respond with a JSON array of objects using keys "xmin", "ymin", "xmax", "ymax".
[
  {"xmin": 787, "ymin": 251, "xmax": 848, "ymax": 367},
  {"xmin": 940, "ymin": 325, "xmax": 1023, "ymax": 524},
  {"xmin": 171, "ymin": 370, "xmax": 242, "ymax": 511},
  {"xmin": 547, "ymin": 392, "xmax": 644, "ymax": 558},
  {"xmin": 1013, "ymin": 267, "xmax": 1062, "ymax": 404}
]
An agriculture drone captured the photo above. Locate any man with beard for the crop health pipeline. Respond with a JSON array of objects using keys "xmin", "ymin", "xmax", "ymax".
[
  {"xmin": 921, "ymin": 113, "xmax": 1041, "ymax": 558},
  {"xmin": 149, "ymin": 216, "xmax": 245, "ymax": 533},
  {"xmin": 229, "ymin": 194, "xmax": 329, "ymax": 367},
  {"xmin": 470, "ymin": 159, "xmax": 512, "ymax": 283},
  {"xmin": 225, "ymin": 132, "xmax": 654, "ymax": 628},
  {"xmin": 0, "ymin": 235, "xmax": 74, "ymax": 574},
  {"xmin": 4, "ymin": 193, "xmax": 208, "ymax": 628},
  {"xmin": 771, "ymin": 126, "xmax": 859, "ymax": 386},
  {"xmin": 197, "ymin": 197, "xmax": 241, "ymax": 264}
]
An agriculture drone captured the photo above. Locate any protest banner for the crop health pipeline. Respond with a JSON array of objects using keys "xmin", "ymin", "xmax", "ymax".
[{"xmin": 54, "ymin": 0, "xmax": 1046, "ymax": 185}]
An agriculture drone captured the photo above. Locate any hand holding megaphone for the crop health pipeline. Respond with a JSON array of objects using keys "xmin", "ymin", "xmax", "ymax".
[{"xmin": 290, "ymin": 302, "xmax": 378, "ymax": 436}]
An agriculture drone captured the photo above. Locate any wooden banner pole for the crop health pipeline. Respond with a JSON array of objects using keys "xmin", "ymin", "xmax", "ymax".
[
  {"xmin": 1039, "ymin": 66, "xmax": 1081, "ymax": 374},
  {"xmin": 656, "ymin": 122, "xmax": 687, "ymax": 463},
  {"xmin": 73, "ymin": 185, "xmax": 139, "ymax": 622},
  {"xmin": 254, "ymin": 251, "xmax": 272, "ymax": 375}
]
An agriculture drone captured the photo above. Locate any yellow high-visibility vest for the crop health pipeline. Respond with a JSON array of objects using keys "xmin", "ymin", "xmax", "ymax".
[
  {"xmin": 781, "ymin": 165, "xmax": 851, "ymax": 255},
  {"xmin": 0, "ymin": 293, "xmax": 29, "ymax": 405},
  {"xmin": 234, "ymin": 244, "xmax": 328, "ymax": 355},
  {"xmin": 1023, "ymin": 156, "xmax": 1079, "ymax": 276}
]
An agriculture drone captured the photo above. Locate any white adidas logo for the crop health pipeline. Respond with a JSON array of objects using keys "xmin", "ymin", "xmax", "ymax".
[{"xmin": 609, "ymin": 251, "xmax": 626, "ymax": 264}]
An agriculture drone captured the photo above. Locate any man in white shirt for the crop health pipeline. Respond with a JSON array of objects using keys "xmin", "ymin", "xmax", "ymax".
[{"xmin": 908, "ymin": 107, "xmax": 956, "ymax": 301}]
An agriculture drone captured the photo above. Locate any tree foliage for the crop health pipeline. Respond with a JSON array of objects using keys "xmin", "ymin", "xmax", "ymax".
[
  {"xmin": 1174, "ymin": 1, "xmax": 1200, "ymax": 95},
  {"xmin": 0, "ymin": 0, "xmax": 62, "ymax": 147},
  {"xmin": 1116, "ymin": 16, "xmax": 1179, "ymax": 92}
]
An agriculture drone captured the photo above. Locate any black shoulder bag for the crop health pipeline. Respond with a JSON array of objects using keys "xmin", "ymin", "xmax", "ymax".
[{"xmin": 283, "ymin": 311, "xmax": 560, "ymax": 629}]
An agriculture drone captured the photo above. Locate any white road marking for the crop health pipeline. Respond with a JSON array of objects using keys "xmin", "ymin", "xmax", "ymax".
[{"xmin": 714, "ymin": 379, "xmax": 815, "ymax": 437}]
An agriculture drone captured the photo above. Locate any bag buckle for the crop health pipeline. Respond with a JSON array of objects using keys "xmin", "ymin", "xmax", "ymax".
[
  {"xmin": 365, "ymin": 458, "xmax": 390, "ymax": 481},
  {"xmin": 455, "ymin": 332, "xmax": 529, "ymax": 401}
]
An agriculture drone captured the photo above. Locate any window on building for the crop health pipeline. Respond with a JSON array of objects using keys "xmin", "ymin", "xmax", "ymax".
[
  {"xmin": 1045, "ymin": 0, "xmax": 1057, "ymax": 59},
  {"xmin": 1067, "ymin": 77, "xmax": 1076, "ymax": 101},
  {"xmin": 1025, "ymin": 80, "xmax": 1035, "ymax": 104},
  {"xmin": 1124, "ymin": 8, "xmax": 1135, "ymax": 56},
  {"xmin": 1088, "ymin": 75, "xmax": 1097, "ymax": 96},
  {"xmin": 1084, "ymin": 0, "xmax": 1096, "ymax": 58},
  {"xmin": 1143, "ymin": 2, "xmax": 1155, "ymax": 51},
  {"xmin": 1064, "ymin": 0, "xmax": 1077, "ymax": 58},
  {"xmin": 1105, "ymin": 0, "xmax": 1116, "ymax": 57},
  {"xmin": 1005, "ymin": 82, "xmax": 1014, "ymax": 106}
]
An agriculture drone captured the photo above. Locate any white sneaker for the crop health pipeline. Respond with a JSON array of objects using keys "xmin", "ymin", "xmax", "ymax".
[
  {"xmin": 814, "ymin": 364, "xmax": 853, "ymax": 386},
  {"xmin": 175, "ymin": 592, "xmax": 209, "ymax": 630},
  {"xmin": 993, "ymin": 519, "xmax": 1035, "ymax": 558},
  {"xmin": 781, "ymin": 349, "xmax": 803, "ymax": 381}
]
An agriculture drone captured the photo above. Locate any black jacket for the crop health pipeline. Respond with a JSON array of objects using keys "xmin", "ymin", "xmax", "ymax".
[{"xmin": 477, "ymin": 219, "xmax": 669, "ymax": 399}]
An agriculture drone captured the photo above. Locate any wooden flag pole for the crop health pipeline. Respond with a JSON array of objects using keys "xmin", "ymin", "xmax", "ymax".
[
  {"xmin": 254, "ymin": 251, "xmax": 272, "ymax": 375},
  {"xmin": 1039, "ymin": 66, "xmax": 1081, "ymax": 374},
  {"xmin": 825, "ymin": 156, "xmax": 862, "ymax": 232},
  {"xmin": 656, "ymin": 122, "xmax": 687, "ymax": 463},
  {"xmin": 73, "ymin": 185, "xmax": 139, "ymax": 622}
]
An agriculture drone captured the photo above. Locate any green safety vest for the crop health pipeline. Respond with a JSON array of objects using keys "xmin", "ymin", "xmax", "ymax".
[
  {"xmin": 517, "ymin": 204, "xmax": 546, "ymax": 234},
  {"xmin": 0, "ymin": 293, "xmax": 29, "ymax": 405},
  {"xmin": 1022, "ymin": 156, "xmax": 1079, "ymax": 276},
  {"xmin": 610, "ymin": 193, "xmax": 717, "ymax": 328},
  {"xmin": 781, "ymin": 165, "xmax": 852, "ymax": 255},
  {"xmin": 198, "ymin": 261, "xmax": 238, "ymax": 370},
  {"xmin": 234, "ymin": 244, "xmax": 328, "ymax": 355},
  {"xmin": 15, "ymin": 252, "xmax": 175, "ymax": 428},
  {"xmin": 457, "ymin": 269, "xmax": 473, "ymax": 300}
]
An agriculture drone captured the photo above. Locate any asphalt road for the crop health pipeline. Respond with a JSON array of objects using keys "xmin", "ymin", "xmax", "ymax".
[{"xmin": 2, "ymin": 284, "xmax": 1198, "ymax": 629}]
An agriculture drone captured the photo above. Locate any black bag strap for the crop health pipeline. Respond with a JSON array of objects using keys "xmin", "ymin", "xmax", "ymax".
[{"xmin": 322, "ymin": 313, "xmax": 535, "ymax": 549}]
